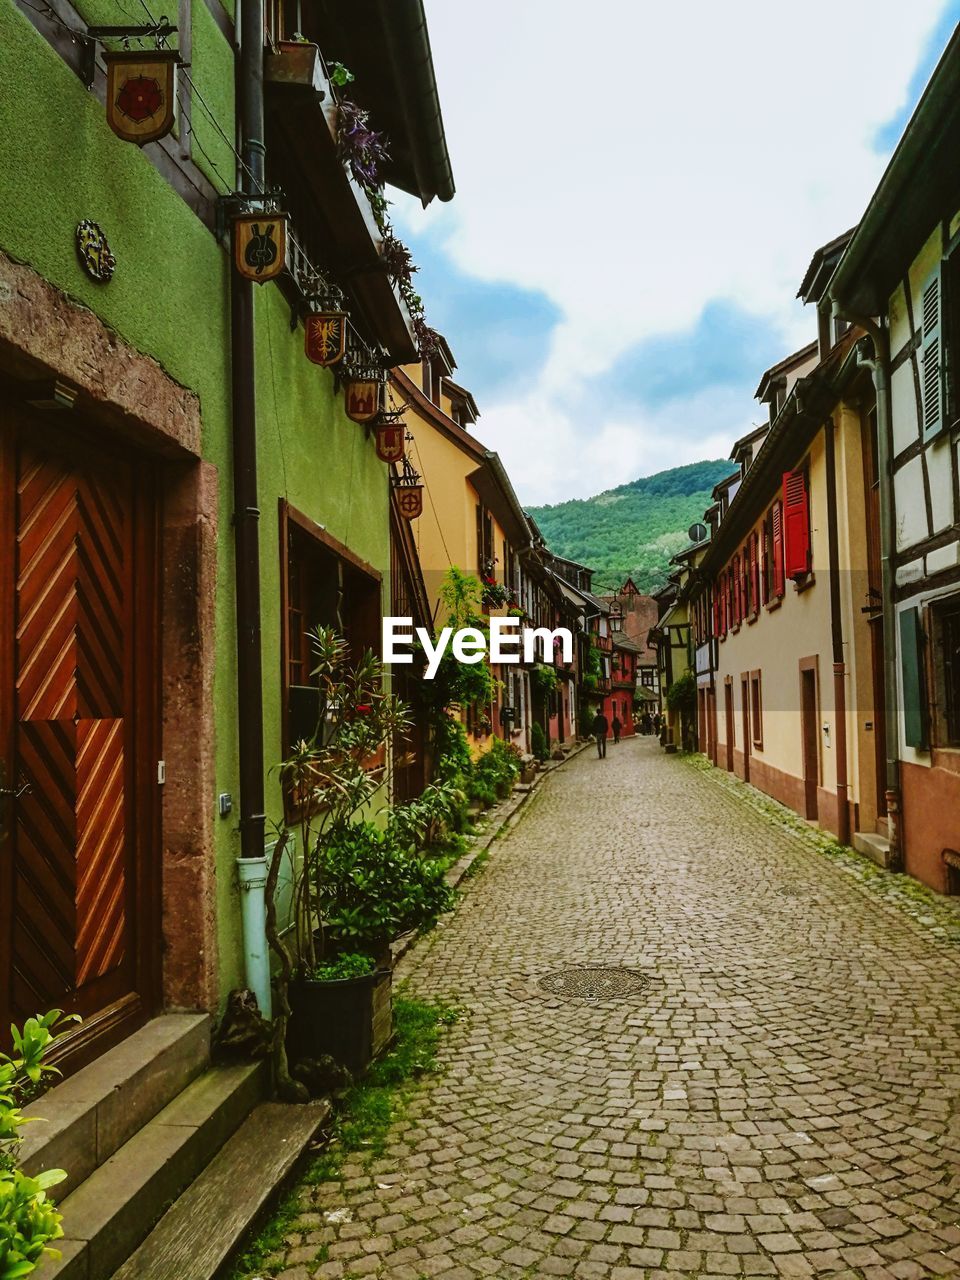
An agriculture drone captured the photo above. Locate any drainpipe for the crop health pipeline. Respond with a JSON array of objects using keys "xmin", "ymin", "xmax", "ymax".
[
  {"xmin": 233, "ymin": 0, "xmax": 271, "ymax": 1016},
  {"xmin": 824, "ymin": 417, "xmax": 850, "ymax": 846},
  {"xmin": 834, "ymin": 305, "xmax": 902, "ymax": 865}
]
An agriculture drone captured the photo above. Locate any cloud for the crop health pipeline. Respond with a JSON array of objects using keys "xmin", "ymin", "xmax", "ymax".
[
  {"xmin": 393, "ymin": 3, "xmax": 955, "ymax": 503},
  {"xmin": 399, "ymin": 222, "xmax": 562, "ymax": 399},
  {"xmin": 578, "ymin": 300, "xmax": 787, "ymax": 413}
]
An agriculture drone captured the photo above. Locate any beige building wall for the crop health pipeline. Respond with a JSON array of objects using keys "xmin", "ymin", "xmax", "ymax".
[{"xmin": 714, "ymin": 434, "xmax": 843, "ymax": 826}]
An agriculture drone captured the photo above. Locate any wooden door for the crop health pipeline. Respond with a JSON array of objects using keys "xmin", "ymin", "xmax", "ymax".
[
  {"xmin": 740, "ymin": 676, "xmax": 751, "ymax": 782},
  {"xmin": 0, "ymin": 411, "xmax": 159, "ymax": 1065},
  {"xmin": 724, "ymin": 680, "xmax": 734, "ymax": 771},
  {"xmin": 800, "ymin": 665, "xmax": 819, "ymax": 819}
]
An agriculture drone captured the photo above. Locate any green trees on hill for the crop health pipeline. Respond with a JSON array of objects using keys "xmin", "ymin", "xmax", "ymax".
[{"xmin": 527, "ymin": 459, "xmax": 731, "ymax": 593}]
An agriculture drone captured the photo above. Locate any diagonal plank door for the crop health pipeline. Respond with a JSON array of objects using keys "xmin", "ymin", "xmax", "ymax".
[{"xmin": 2, "ymin": 422, "xmax": 156, "ymax": 1046}]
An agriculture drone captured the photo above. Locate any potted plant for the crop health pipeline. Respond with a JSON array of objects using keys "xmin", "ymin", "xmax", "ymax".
[{"xmin": 266, "ymin": 628, "xmax": 453, "ymax": 1086}]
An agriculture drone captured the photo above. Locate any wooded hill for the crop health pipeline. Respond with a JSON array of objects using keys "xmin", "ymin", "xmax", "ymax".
[{"xmin": 527, "ymin": 459, "xmax": 732, "ymax": 594}]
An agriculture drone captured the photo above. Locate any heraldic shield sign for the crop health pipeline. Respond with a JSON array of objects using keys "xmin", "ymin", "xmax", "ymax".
[
  {"xmin": 233, "ymin": 212, "xmax": 288, "ymax": 283},
  {"xmin": 305, "ymin": 312, "xmax": 347, "ymax": 366},
  {"xmin": 344, "ymin": 379, "xmax": 380, "ymax": 423},
  {"xmin": 103, "ymin": 49, "xmax": 179, "ymax": 145},
  {"xmin": 395, "ymin": 484, "xmax": 424, "ymax": 521},
  {"xmin": 375, "ymin": 422, "xmax": 405, "ymax": 463}
]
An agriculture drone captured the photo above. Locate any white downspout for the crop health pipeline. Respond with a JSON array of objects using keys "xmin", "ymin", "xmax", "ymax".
[{"xmin": 237, "ymin": 853, "xmax": 273, "ymax": 1019}]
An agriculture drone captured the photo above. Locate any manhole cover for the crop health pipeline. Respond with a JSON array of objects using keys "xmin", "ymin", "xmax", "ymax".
[{"xmin": 538, "ymin": 966, "xmax": 650, "ymax": 1000}]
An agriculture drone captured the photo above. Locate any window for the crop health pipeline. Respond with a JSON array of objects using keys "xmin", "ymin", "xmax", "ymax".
[
  {"xmin": 750, "ymin": 670, "xmax": 763, "ymax": 749},
  {"xmin": 930, "ymin": 594, "xmax": 960, "ymax": 747},
  {"xmin": 731, "ymin": 555, "xmax": 741, "ymax": 626},
  {"xmin": 280, "ymin": 501, "xmax": 381, "ymax": 754},
  {"xmin": 782, "ymin": 469, "xmax": 811, "ymax": 581},
  {"xmin": 476, "ymin": 504, "xmax": 494, "ymax": 573}
]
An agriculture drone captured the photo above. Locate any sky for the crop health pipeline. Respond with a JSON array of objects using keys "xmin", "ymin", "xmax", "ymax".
[{"xmin": 390, "ymin": 2, "xmax": 960, "ymax": 507}]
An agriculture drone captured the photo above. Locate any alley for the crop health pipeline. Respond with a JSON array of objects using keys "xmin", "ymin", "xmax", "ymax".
[{"xmin": 285, "ymin": 739, "xmax": 960, "ymax": 1280}]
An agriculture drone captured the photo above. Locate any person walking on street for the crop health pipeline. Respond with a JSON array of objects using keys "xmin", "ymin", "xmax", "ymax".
[
  {"xmin": 592, "ymin": 710, "xmax": 608, "ymax": 758},
  {"xmin": 611, "ymin": 714, "xmax": 622, "ymax": 745}
]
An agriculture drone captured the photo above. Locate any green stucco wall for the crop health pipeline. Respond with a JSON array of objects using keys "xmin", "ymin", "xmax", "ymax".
[{"xmin": 0, "ymin": 0, "xmax": 391, "ymax": 1007}]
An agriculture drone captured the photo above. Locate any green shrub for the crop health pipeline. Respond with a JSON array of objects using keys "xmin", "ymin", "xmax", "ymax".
[
  {"xmin": 388, "ymin": 780, "xmax": 466, "ymax": 853},
  {"xmin": 316, "ymin": 823, "xmax": 455, "ymax": 957},
  {"xmin": 305, "ymin": 953, "xmax": 375, "ymax": 982},
  {"xmin": 531, "ymin": 723, "xmax": 549, "ymax": 762},
  {"xmin": 666, "ymin": 670, "xmax": 696, "ymax": 717}
]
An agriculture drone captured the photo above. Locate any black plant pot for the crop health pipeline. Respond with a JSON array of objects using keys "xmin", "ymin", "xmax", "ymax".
[{"xmin": 287, "ymin": 968, "xmax": 393, "ymax": 1076}]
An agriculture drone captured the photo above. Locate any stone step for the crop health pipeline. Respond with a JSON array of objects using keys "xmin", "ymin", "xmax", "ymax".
[
  {"xmin": 43, "ymin": 1060, "xmax": 266, "ymax": 1280},
  {"xmin": 21, "ymin": 1013, "xmax": 212, "ymax": 1200},
  {"xmin": 853, "ymin": 829, "xmax": 894, "ymax": 869},
  {"xmin": 112, "ymin": 1099, "xmax": 330, "ymax": 1280}
]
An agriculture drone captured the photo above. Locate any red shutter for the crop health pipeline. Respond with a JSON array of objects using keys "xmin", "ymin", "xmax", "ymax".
[
  {"xmin": 772, "ymin": 500, "xmax": 785, "ymax": 597},
  {"xmin": 760, "ymin": 519, "xmax": 769, "ymax": 605},
  {"xmin": 750, "ymin": 534, "xmax": 759, "ymax": 616},
  {"xmin": 734, "ymin": 555, "xmax": 743, "ymax": 625},
  {"xmin": 782, "ymin": 470, "xmax": 810, "ymax": 580}
]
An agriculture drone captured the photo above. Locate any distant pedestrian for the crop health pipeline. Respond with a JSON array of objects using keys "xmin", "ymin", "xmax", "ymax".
[
  {"xmin": 611, "ymin": 714, "xmax": 622, "ymax": 745},
  {"xmin": 591, "ymin": 710, "xmax": 608, "ymax": 759}
]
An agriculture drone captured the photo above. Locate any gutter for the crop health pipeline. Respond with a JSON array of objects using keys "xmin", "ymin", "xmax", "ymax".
[
  {"xmin": 375, "ymin": 0, "xmax": 455, "ymax": 204},
  {"xmin": 233, "ymin": 0, "xmax": 270, "ymax": 1016},
  {"xmin": 824, "ymin": 417, "xmax": 851, "ymax": 847},
  {"xmin": 832, "ymin": 308, "xmax": 902, "ymax": 864}
]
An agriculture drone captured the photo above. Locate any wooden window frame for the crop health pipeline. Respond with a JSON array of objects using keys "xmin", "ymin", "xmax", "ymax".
[
  {"xmin": 927, "ymin": 593, "xmax": 960, "ymax": 749},
  {"xmin": 750, "ymin": 669, "xmax": 763, "ymax": 749},
  {"xmin": 278, "ymin": 498, "xmax": 383, "ymax": 774}
]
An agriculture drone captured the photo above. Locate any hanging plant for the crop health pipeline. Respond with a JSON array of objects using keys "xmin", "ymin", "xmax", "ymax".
[
  {"xmin": 336, "ymin": 98, "xmax": 390, "ymax": 192},
  {"xmin": 334, "ymin": 89, "xmax": 437, "ymax": 359}
]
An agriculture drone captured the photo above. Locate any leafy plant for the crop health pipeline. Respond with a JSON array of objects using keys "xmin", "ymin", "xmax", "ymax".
[
  {"xmin": 531, "ymin": 722, "xmax": 549, "ymax": 763},
  {"xmin": 315, "ymin": 822, "xmax": 454, "ymax": 956},
  {"xmin": 468, "ymin": 738, "xmax": 520, "ymax": 803},
  {"xmin": 327, "ymin": 61, "xmax": 354, "ymax": 87},
  {"xmin": 420, "ymin": 569, "xmax": 498, "ymax": 722},
  {"xmin": 265, "ymin": 628, "xmax": 410, "ymax": 1097},
  {"xmin": 0, "ymin": 1011, "xmax": 77, "ymax": 1280},
  {"xmin": 305, "ymin": 953, "xmax": 374, "ymax": 983},
  {"xmin": 530, "ymin": 664, "xmax": 559, "ymax": 696},
  {"xmin": 336, "ymin": 98, "xmax": 390, "ymax": 191},
  {"xmin": 666, "ymin": 670, "xmax": 696, "ymax": 717},
  {"xmin": 388, "ymin": 781, "xmax": 467, "ymax": 853}
]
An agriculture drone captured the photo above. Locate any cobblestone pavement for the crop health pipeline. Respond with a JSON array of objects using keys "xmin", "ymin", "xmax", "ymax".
[{"xmin": 284, "ymin": 737, "xmax": 960, "ymax": 1280}]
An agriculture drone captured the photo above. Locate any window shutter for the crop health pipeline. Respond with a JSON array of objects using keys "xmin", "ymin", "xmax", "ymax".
[
  {"xmin": 899, "ymin": 606, "xmax": 929, "ymax": 749},
  {"xmin": 782, "ymin": 470, "xmax": 810, "ymax": 580},
  {"xmin": 732, "ymin": 555, "xmax": 741, "ymax": 624},
  {"xmin": 919, "ymin": 266, "xmax": 945, "ymax": 441},
  {"xmin": 749, "ymin": 535, "xmax": 759, "ymax": 616},
  {"xmin": 771, "ymin": 500, "xmax": 785, "ymax": 597}
]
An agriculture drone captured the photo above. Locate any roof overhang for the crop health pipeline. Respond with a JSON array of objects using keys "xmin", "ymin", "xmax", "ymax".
[
  {"xmin": 829, "ymin": 28, "xmax": 960, "ymax": 315},
  {"xmin": 312, "ymin": 0, "xmax": 455, "ymax": 204}
]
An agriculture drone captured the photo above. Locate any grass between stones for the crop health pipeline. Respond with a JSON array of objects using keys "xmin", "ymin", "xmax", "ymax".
[
  {"xmin": 227, "ymin": 995, "xmax": 462, "ymax": 1279},
  {"xmin": 681, "ymin": 751, "xmax": 960, "ymax": 943}
]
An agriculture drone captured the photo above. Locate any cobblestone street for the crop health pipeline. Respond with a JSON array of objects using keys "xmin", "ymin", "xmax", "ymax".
[{"xmin": 284, "ymin": 738, "xmax": 960, "ymax": 1280}]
